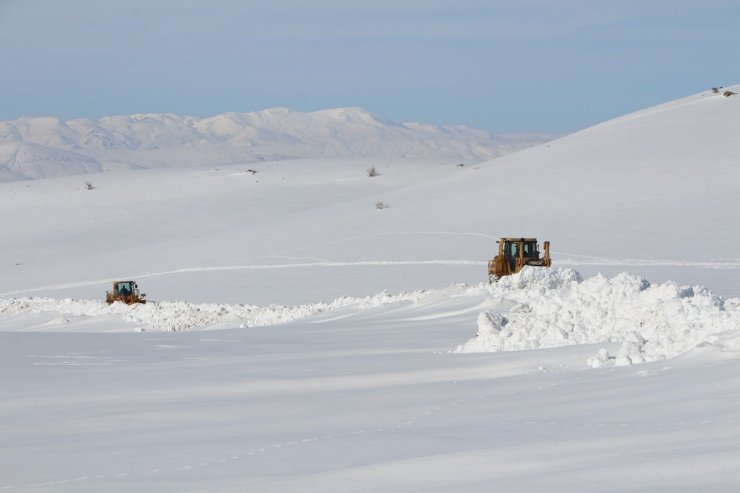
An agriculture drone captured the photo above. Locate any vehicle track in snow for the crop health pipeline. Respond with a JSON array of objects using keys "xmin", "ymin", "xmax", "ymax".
[
  {"xmin": 2, "ymin": 229, "xmax": 737, "ymax": 298},
  {"xmin": 276, "ymin": 230, "xmax": 740, "ymax": 270},
  {"xmin": 557, "ymin": 253, "xmax": 740, "ymax": 270},
  {"xmin": 2, "ymin": 253, "xmax": 739, "ymax": 299},
  {"xmin": 0, "ymin": 259, "xmax": 483, "ymax": 297}
]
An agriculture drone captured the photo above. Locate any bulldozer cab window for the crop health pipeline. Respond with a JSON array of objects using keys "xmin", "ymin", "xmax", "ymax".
[
  {"xmin": 523, "ymin": 241, "xmax": 538, "ymax": 258},
  {"xmin": 117, "ymin": 282, "xmax": 132, "ymax": 295},
  {"xmin": 504, "ymin": 242, "xmax": 518, "ymax": 272}
]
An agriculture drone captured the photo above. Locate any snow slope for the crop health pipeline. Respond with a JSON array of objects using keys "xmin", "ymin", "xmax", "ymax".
[
  {"xmin": 1, "ymin": 87, "xmax": 740, "ymax": 492},
  {"xmin": 2, "ymin": 87, "xmax": 737, "ymax": 302},
  {"xmin": 0, "ymin": 107, "xmax": 551, "ymax": 181}
]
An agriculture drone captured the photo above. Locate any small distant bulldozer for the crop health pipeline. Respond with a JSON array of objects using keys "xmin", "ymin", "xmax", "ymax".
[
  {"xmin": 488, "ymin": 237, "xmax": 551, "ymax": 282},
  {"xmin": 106, "ymin": 280, "xmax": 147, "ymax": 305}
]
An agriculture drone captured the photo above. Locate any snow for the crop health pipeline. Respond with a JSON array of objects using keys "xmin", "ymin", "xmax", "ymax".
[
  {"xmin": 0, "ymin": 107, "xmax": 552, "ymax": 181},
  {"xmin": 1, "ymin": 87, "xmax": 740, "ymax": 491},
  {"xmin": 456, "ymin": 267, "xmax": 740, "ymax": 364},
  {"xmin": 4, "ymin": 267, "xmax": 738, "ymax": 366},
  {"xmin": 0, "ymin": 289, "xmax": 433, "ymax": 333}
]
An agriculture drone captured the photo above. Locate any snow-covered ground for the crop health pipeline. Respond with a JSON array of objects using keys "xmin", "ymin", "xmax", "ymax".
[
  {"xmin": 1, "ymin": 87, "xmax": 740, "ymax": 491},
  {"xmin": 2, "ymin": 271, "xmax": 740, "ymax": 492}
]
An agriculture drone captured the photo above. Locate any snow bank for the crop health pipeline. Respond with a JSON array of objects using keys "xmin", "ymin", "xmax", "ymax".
[
  {"xmin": 456, "ymin": 267, "xmax": 740, "ymax": 365},
  {"xmin": 0, "ymin": 290, "xmax": 431, "ymax": 332},
  {"xmin": 3, "ymin": 268, "xmax": 739, "ymax": 365}
]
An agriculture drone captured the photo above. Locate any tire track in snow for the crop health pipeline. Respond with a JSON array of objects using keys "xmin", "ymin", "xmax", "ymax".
[
  {"xmin": 5, "ymin": 253, "xmax": 739, "ymax": 299},
  {"xmin": 557, "ymin": 253, "xmax": 740, "ymax": 270},
  {"xmin": 3, "ymin": 241, "xmax": 738, "ymax": 298},
  {"xmin": 0, "ymin": 260, "xmax": 483, "ymax": 297},
  {"xmin": 279, "ymin": 231, "xmax": 740, "ymax": 269}
]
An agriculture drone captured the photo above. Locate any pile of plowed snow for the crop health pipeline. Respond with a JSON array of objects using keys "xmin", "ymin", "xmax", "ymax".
[
  {"xmin": 0, "ymin": 290, "xmax": 431, "ymax": 332},
  {"xmin": 456, "ymin": 267, "xmax": 740, "ymax": 366},
  {"xmin": 3, "ymin": 268, "xmax": 739, "ymax": 366}
]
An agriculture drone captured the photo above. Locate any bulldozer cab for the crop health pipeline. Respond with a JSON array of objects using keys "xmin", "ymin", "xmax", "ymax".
[
  {"xmin": 106, "ymin": 280, "xmax": 147, "ymax": 305},
  {"xmin": 506, "ymin": 239, "xmax": 539, "ymax": 257},
  {"xmin": 502, "ymin": 239, "xmax": 539, "ymax": 271},
  {"xmin": 504, "ymin": 241, "xmax": 519, "ymax": 271},
  {"xmin": 114, "ymin": 281, "xmax": 135, "ymax": 296},
  {"xmin": 489, "ymin": 237, "xmax": 551, "ymax": 282}
]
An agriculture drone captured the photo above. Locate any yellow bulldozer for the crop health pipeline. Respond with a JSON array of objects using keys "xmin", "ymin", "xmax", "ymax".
[
  {"xmin": 488, "ymin": 237, "xmax": 551, "ymax": 282},
  {"xmin": 106, "ymin": 280, "xmax": 147, "ymax": 305}
]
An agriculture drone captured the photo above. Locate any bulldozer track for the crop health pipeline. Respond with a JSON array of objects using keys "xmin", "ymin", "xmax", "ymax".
[
  {"xmin": 0, "ymin": 260, "xmax": 482, "ymax": 297},
  {"xmin": 1, "ymin": 257, "xmax": 739, "ymax": 298},
  {"xmin": 557, "ymin": 254, "xmax": 740, "ymax": 270}
]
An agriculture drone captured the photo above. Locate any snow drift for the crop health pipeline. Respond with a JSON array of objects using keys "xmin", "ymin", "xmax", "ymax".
[
  {"xmin": 3, "ymin": 268, "xmax": 739, "ymax": 366},
  {"xmin": 0, "ymin": 290, "xmax": 432, "ymax": 332},
  {"xmin": 456, "ymin": 267, "xmax": 740, "ymax": 365}
]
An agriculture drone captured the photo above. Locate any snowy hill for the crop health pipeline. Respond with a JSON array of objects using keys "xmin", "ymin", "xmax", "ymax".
[
  {"xmin": 1, "ymin": 87, "xmax": 740, "ymax": 492},
  {"xmin": 1, "ymin": 86, "xmax": 738, "ymax": 298},
  {"xmin": 1, "ymin": 85, "xmax": 738, "ymax": 298},
  {"xmin": 344, "ymin": 84, "xmax": 740, "ymax": 284},
  {"xmin": 0, "ymin": 107, "xmax": 551, "ymax": 181}
]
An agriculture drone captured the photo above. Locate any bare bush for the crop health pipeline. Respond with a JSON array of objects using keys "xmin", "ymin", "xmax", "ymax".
[
  {"xmin": 367, "ymin": 166, "xmax": 380, "ymax": 177},
  {"xmin": 375, "ymin": 201, "xmax": 389, "ymax": 210},
  {"xmin": 84, "ymin": 181, "xmax": 95, "ymax": 190},
  {"xmin": 723, "ymin": 90, "xmax": 737, "ymax": 97}
]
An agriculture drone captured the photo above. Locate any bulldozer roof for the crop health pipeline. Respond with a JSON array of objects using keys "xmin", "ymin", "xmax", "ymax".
[{"xmin": 498, "ymin": 237, "xmax": 539, "ymax": 242}]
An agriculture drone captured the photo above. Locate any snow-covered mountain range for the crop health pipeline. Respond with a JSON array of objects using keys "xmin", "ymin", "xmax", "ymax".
[{"xmin": 0, "ymin": 107, "xmax": 551, "ymax": 181}]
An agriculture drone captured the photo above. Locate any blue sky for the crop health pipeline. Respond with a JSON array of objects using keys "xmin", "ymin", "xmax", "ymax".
[{"xmin": 1, "ymin": 0, "xmax": 739, "ymax": 133}]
